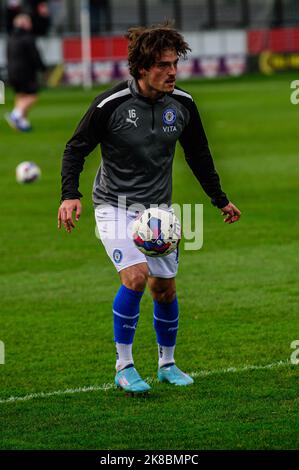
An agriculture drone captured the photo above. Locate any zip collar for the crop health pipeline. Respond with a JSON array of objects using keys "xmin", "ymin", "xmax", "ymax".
[{"xmin": 128, "ymin": 78, "xmax": 167, "ymax": 105}]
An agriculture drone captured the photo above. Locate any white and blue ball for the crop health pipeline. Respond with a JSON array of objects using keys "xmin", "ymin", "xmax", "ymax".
[
  {"xmin": 132, "ymin": 207, "xmax": 181, "ymax": 257},
  {"xmin": 16, "ymin": 161, "xmax": 41, "ymax": 184}
]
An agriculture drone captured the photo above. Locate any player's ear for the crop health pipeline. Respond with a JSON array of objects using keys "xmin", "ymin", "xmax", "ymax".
[{"xmin": 138, "ymin": 67, "xmax": 146, "ymax": 78}]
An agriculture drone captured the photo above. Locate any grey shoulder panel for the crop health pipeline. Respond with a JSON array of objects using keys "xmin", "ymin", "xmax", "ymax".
[
  {"xmin": 97, "ymin": 88, "xmax": 132, "ymax": 109},
  {"xmin": 172, "ymin": 88, "xmax": 193, "ymax": 101}
]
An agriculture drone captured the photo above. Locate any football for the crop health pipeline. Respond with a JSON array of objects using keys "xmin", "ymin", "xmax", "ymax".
[
  {"xmin": 132, "ymin": 207, "xmax": 181, "ymax": 257},
  {"xmin": 16, "ymin": 161, "xmax": 41, "ymax": 184}
]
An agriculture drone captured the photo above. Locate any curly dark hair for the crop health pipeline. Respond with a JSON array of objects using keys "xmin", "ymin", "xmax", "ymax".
[{"xmin": 126, "ymin": 21, "xmax": 191, "ymax": 79}]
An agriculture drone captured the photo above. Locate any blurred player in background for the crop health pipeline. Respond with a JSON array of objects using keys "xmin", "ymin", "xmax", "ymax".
[
  {"xmin": 5, "ymin": 0, "xmax": 23, "ymax": 33},
  {"xmin": 5, "ymin": 14, "xmax": 46, "ymax": 132},
  {"xmin": 58, "ymin": 22, "xmax": 241, "ymax": 394},
  {"xmin": 26, "ymin": 0, "xmax": 51, "ymax": 36}
]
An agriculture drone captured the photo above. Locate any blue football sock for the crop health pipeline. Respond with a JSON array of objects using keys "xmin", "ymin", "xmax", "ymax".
[
  {"xmin": 113, "ymin": 285, "xmax": 143, "ymax": 344},
  {"xmin": 153, "ymin": 297, "xmax": 179, "ymax": 347}
]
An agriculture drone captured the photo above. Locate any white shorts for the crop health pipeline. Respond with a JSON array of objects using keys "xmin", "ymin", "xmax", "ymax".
[{"xmin": 95, "ymin": 205, "xmax": 179, "ymax": 278}]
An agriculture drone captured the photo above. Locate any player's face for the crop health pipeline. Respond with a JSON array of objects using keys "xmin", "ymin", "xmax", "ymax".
[{"xmin": 139, "ymin": 49, "xmax": 178, "ymax": 98}]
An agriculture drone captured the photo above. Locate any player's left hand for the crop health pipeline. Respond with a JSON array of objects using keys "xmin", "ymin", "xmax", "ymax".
[
  {"xmin": 220, "ymin": 202, "xmax": 241, "ymax": 224},
  {"xmin": 58, "ymin": 199, "xmax": 82, "ymax": 233}
]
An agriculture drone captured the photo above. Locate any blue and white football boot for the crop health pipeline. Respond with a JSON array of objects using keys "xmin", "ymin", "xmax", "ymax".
[
  {"xmin": 115, "ymin": 365, "xmax": 151, "ymax": 394},
  {"xmin": 5, "ymin": 112, "xmax": 21, "ymax": 131},
  {"xmin": 158, "ymin": 364, "xmax": 194, "ymax": 386},
  {"xmin": 4, "ymin": 113, "xmax": 32, "ymax": 132}
]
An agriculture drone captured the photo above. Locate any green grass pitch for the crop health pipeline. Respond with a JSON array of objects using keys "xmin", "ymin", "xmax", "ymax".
[{"xmin": 1, "ymin": 74, "xmax": 299, "ymax": 450}]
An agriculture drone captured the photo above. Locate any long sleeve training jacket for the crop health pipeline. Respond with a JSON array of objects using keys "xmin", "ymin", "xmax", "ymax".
[{"xmin": 61, "ymin": 78, "xmax": 229, "ymax": 209}]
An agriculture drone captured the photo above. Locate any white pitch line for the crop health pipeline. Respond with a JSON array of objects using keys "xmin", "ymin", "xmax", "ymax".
[
  {"xmin": 0, "ymin": 359, "xmax": 292, "ymax": 405},
  {"xmin": 189, "ymin": 359, "xmax": 290, "ymax": 378}
]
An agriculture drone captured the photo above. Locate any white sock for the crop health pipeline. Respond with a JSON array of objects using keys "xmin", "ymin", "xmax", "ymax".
[
  {"xmin": 115, "ymin": 343, "xmax": 134, "ymax": 371},
  {"xmin": 158, "ymin": 345, "xmax": 175, "ymax": 368},
  {"xmin": 12, "ymin": 108, "xmax": 23, "ymax": 119}
]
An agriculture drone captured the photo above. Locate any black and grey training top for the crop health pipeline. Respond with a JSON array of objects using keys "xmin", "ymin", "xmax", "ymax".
[{"xmin": 61, "ymin": 78, "xmax": 229, "ymax": 209}]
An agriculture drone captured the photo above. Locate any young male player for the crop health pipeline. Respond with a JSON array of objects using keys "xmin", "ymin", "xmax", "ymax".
[
  {"xmin": 5, "ymin": 14, "xmax": 46, "ymax": 132},
  {"xmin": 58, "ymin": 23, "xmax": 241, "ymax": 393}
]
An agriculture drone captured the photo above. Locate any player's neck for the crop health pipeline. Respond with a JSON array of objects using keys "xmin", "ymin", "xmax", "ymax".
[{"xmin": 137, "ymin": 79, "xmax": 164, "ymax": 102}]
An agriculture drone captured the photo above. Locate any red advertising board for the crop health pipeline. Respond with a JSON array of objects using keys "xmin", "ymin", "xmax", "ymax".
[{"xmin": 63, "ymin": 36, "xmax": 128, "ymax": 62}]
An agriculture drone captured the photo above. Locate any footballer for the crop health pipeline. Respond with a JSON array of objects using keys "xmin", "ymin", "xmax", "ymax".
[{"xmin": 58, "ymin": 22, "xmax": 241, "ymax": 393}]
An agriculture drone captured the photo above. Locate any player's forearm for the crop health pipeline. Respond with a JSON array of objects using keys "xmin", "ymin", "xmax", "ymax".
[
  {"xmin": 185, "ymin": 146, "xmax": 229, "ymax": 208},
  {"xmin": 61, "ymin": 173, "xmax": 82, "ymax": 200},
  {"xmin": 61, "ymin": 145, "xmax": 86, "ymax": 200},
  {"xmin": 60, "ymin": 102, "xmax": 102, "ymax": 200}
]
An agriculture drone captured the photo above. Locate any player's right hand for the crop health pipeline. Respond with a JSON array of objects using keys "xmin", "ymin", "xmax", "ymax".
[{"xmin": 58, "ymin": 199, "xmax": 82, "ymax": 233}]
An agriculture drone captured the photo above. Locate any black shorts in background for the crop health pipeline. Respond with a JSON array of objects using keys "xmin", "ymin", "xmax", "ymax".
[{"xmin": 10, "ymin": 79, "xmax": 39, "ymax": 94}]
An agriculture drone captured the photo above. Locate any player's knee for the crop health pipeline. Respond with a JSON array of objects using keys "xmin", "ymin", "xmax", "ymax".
[
  {"xmin": 122, "ymin": 270, "xmax": 148, "ymax": 291},
  {"xmin": 151, "ymin": 286, "xmax": 176, "ymax": 303}
]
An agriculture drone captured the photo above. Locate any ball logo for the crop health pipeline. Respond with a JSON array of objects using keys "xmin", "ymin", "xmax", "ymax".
[
  {"xmin": 113, "ymin": 249, "xmax": 123, "ymax": 264},
  {"xmin": 162, "ymin": 108, "xmax": 176, "ymax": 125}
]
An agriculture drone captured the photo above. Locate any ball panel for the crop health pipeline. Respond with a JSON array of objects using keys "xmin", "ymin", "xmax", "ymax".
[{"xmin": 132, "ymin": 208, "xmax": 181, "ymax": 258}]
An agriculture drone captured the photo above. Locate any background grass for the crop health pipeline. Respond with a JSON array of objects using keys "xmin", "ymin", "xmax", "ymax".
[{"xmin": 0, "ymin": 73, "xmax": 299, "ymax": 450}]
